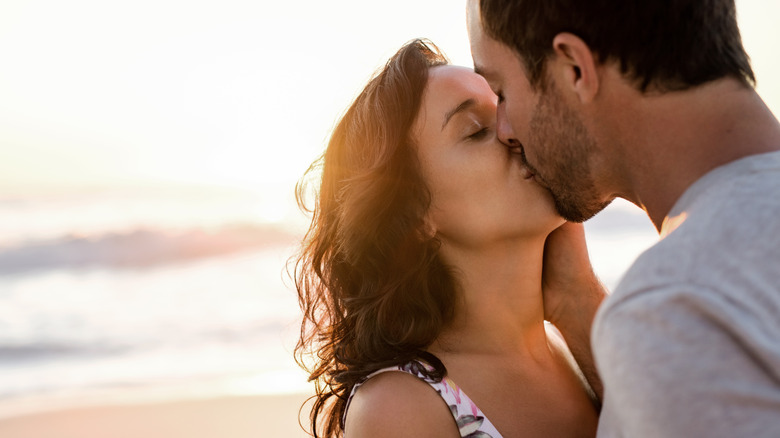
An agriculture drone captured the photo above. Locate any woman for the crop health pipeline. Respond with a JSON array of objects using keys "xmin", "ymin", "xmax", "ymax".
[{"xmin": 293, "ymin": 39, "xmax": 599, "ymax": 437}]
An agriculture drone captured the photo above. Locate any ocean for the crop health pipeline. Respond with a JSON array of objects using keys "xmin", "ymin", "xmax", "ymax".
[{"xmin": 0, "ymin": 186, "xmax": 657, "ymax": 419}]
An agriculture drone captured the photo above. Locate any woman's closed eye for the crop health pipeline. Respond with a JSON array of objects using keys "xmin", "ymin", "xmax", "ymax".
[{"xmin": 467, "ymin": 126, "xmax": 491, "ymax": 141}]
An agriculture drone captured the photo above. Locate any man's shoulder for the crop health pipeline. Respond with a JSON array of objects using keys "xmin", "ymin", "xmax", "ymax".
[
  {"xmin": 677, "ymin": 150, "xmax": 780, "ymax": 220},
  {"xmin": 611, "ymin": 151, "xmax": 780, "ymax": 299}
]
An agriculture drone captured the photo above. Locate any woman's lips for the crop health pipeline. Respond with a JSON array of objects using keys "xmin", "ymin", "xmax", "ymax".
[
  {"xmin": 508, "ymin": 143, "xmax": 536, "ymax": 180},
  {"xmin": 521, "ymin": 165, "xmax": 535, "ymax": 180}
]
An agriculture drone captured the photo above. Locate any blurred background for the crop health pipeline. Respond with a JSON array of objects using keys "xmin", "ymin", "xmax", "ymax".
[{"xmin": 0, "ymin": 0, "xmax": 777, "ymax": 423}]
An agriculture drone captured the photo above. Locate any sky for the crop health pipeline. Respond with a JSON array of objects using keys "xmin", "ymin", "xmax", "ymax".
[{"xmin": 0, "ymin": 0, "xmax": 778, "ymax": 200}]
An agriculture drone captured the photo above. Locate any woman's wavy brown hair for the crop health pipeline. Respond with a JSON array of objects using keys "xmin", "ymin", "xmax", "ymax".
[{"xmin": 292, "ymin": 39, "xmax": 456, "ymax": 437}]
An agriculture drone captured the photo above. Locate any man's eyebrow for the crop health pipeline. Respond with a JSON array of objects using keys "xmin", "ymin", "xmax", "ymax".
[{"xmin": 442, "ymin": 98, "xmax": 476, "ymax": 131}]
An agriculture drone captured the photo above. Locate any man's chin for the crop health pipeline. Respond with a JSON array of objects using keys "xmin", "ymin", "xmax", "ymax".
[{"xmin": 552, "ymin": 194, "xmax": 612, "ymax": 223}]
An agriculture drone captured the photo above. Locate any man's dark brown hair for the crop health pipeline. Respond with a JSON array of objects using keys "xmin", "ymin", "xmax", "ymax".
[{"xmin": 479, "ymin": 0, "xmax": 756, "ymax": 92}]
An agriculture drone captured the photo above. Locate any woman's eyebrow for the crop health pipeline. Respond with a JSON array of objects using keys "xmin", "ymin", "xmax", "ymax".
[{"xmin": 442, "ymin": 98, "xmax": 476, "ymax": 131}]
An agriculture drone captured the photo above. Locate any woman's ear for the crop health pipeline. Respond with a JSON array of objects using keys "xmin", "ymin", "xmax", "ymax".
[
  {"xmin": 549, "ymin": 32, "xmax": 600, "ymax": 104},
  {"xmin": 421, "ymin": 213, "xmax": 437, "ymax": 240}
]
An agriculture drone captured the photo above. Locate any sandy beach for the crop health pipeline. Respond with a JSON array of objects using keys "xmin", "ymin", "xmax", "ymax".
[{"xmin": 0, "ymin": 392, "xmax": 314, "ymax": 438}]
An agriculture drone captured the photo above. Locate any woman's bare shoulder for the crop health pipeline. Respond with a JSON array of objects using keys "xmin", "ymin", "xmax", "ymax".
[{"xmin": 344, "ymin": 371, "xmax": 458, "ymax": 438}]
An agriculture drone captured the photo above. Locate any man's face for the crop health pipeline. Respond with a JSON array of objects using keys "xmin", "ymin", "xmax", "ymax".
[{"xmin": 466, "ymin": 0, "xmax": 611, "ymax": 222}]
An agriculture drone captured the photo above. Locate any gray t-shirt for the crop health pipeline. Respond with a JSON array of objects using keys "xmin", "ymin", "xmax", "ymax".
[{"xmin": 592, "ymin": 151, "xmax": 780, "ymax": 437}]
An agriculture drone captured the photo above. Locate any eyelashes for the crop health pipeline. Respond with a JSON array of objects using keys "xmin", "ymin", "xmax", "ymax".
[{"xmin": 467, "ymin": 127, "xmax": 490, "ymax": 140}]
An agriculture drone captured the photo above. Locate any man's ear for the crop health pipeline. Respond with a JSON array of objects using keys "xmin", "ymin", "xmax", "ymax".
[{"xmin": 550, "ymin": 32, "xmax": 599, "ymax": 104}]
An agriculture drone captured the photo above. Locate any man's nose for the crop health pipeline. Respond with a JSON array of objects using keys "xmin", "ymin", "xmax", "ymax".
[{"xmin": 496, "ymin": 103, "xmax": 518, "ymax": 146}]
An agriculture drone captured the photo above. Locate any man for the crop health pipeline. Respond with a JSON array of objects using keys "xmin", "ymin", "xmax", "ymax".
[{"xmin": 466, "ymin": 0, "xmax": 780, "ymax": 436}]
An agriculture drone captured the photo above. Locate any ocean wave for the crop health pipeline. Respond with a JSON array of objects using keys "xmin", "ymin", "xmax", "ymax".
[
  {"xmin": 0, "ymin": 224, "xmax": 299, "ymax": 275},
  {"xmin": 0, "ymin": 320, "xmax": 290, "ymax": 366},
  {"xmin": 0, "ymin": 342, "xmax": 132, "ymax": 365}
]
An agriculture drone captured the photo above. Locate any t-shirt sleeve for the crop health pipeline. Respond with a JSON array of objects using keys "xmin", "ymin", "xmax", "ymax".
[{"xmin": 593, "ymin": 286, "xmax": 780, "ymax": 438}]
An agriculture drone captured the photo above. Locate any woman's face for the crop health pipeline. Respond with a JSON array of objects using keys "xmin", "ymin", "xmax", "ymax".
[{"xmin": 413, "ymin": 65, "xmax": 563, "ymax": 248}]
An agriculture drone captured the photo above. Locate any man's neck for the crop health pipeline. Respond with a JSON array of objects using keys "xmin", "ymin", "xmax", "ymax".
[{"xmin": 615, "ymin": 78, "xmax": 780, "ymax": 231}]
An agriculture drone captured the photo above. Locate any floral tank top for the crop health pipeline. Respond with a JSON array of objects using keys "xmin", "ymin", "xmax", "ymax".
[{"xmin": 345, "ymin": 359, "xmax": 502, "ymax": 437}]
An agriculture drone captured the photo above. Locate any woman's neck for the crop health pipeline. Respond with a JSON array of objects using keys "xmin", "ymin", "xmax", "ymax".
[{"xmin": 430, "ymin": 236, "xmax": 550, "ymax": 360}]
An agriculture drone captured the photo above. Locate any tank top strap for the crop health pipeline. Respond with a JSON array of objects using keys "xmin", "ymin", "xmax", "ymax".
[{"xmin": 344, "ymin": 359, "xmax": 502, "ymax": 437}]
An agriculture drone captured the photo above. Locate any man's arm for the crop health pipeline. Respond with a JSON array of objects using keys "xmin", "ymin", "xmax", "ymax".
[{"xmin": 541, "ymin": 222, "xmax": 607, "ymax": 402}]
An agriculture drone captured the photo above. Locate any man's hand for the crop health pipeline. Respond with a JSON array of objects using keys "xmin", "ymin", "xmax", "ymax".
[{"xmin": 542, "ymin": 222, "xmax": 608, "ymax": 402}]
